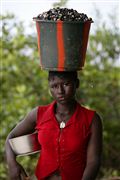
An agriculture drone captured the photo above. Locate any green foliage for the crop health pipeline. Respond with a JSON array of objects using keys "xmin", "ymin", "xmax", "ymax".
[
  {"xmin": 0, "ymin": 13, "xmax": 52, "ymax": 179},
  {"xmin": 0, "ymin": 11, "xmax": 120, "ymax": 179},
  {"xmin": 101, "ymin": 120, "xmax": 120, "ymax": 178},
  {"xmin": 76, "ymin": 15, "xmax": 120, "ymax": 178}
]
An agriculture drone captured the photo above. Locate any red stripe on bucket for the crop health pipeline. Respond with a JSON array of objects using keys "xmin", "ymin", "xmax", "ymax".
[
  {"xmin": 36, "ymin": 22, "xmax": 42, "ymax": 67},
  {"xmin": 57, "ymin": 21, "xmax": 65, "ymax": 71},
  {"xmin": 80, "ymin": 22, "xmax": 91, "ymax": 67}
]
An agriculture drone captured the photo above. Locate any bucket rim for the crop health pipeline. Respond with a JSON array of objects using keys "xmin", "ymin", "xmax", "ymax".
[
  {"xmin": 39, "ymin": 66, "xmax": 84, "ymax": 71},
  {"xmin": 33, "ymin": 18, "xmax": 93, "ymax": 24}
]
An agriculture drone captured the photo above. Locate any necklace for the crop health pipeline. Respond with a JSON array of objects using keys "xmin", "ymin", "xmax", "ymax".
[
  {"xmin": 55, "ymin": 101, "xmax": 77, "ymax": 129},
  {"xmin": 60, "ymin": 121, "xmax": 66, "ymax": 129},
  {"xmin": 56, "ymin": 110, "xmax": 71, "ymax": 129}
]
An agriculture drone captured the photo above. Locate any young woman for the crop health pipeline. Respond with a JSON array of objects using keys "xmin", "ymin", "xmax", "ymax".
[{"xmin": 5, "ymin": 71, "xmax": 103, "ymax": 180}]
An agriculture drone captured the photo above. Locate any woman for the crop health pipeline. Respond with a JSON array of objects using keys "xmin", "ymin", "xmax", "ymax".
[{"xmin": 5, "ymin": 71, "xmax": 103, "ymax": 180}]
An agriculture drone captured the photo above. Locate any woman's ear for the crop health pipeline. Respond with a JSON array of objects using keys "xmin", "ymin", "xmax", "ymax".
[{"xmin": 76, "ymin": 79, "xmax": 79, "ymax": 89}]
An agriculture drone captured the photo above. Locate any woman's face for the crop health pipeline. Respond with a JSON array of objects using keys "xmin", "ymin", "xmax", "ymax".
[{"xmin": 49, "ymin": 76, "xmax": 79, "ymax": 104}]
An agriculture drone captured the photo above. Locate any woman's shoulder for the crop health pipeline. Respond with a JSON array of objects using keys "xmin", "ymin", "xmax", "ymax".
[
  {"xmin": 29, "ymin": 104, "xmax": 51, "ymax": 121},
  {"xmin": 78, "ymin": 102, "xmax": 95, "ymax": 113},
  {"xmin": 37, "ymin": 101, "xmax": 55, "ymax": 112},
  {"xmin": 77, "ymin": 102, "xmax": 102, "ymax": 126}
]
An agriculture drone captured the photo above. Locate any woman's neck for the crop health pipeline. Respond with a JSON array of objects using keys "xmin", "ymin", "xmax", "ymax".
[{"xmin": 55, "ymin": 99, "xmax": 77, "ymax": 115}]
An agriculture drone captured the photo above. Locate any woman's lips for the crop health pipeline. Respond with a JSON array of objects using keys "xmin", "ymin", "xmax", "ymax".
[{"xmin": 57, "ymin": 96, "xmax": 65, "ymax": 100}]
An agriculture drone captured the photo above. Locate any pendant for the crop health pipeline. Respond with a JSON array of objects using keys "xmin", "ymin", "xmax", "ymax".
[{"xmin": 60, "ymin": 121, "xmax": 65, "ymax": 129}]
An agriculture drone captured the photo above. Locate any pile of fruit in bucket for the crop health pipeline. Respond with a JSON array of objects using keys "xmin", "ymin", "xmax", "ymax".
[
  {"xmin": 34, "ymin": 7, "xmax": 92, "ymax": 22},
  {"xmin": 33, "ymin": 8, "xmax": 93, "ymax": 71}
]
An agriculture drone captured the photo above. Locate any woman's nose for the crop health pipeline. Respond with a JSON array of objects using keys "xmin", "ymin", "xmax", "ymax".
[{"xmin": 58, "ymin": 85, "xmax": 64, "ymax": 93}]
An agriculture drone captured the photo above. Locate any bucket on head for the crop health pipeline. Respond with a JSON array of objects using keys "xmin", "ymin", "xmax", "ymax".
[{"xmin": 34, "ymin": 19, "xmax": 93, "ymax": 71}]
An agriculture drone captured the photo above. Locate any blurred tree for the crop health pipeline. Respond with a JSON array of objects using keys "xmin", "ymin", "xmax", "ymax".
[
  {"xmin": 0, "ymin": 9, "xmax": 120, "ymax": 179},
  {"xmin": 78, "ymin": 21, "xmax": 120, "ymax": 121},
  {"xmin": 77, "ymin": 9, "xmax": 120, "ymax": 178}
]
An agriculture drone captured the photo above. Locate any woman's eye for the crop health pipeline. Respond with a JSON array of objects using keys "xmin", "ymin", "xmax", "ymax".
[
  {"xmin": 64, "ymin": 82, "xmax": 71, "ymax": 86},
  {"xmin": 51, "ymin": 85, "xmax": 57, "ymax": 89}
]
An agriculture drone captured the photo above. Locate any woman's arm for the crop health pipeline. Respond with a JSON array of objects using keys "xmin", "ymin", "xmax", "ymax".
[
  {"xmin": 82, "ymin": 113, "xmax": 103, "ymax": 180},
  {"xmin": 5, "ymin": 107, "xmax": 38, "ymax": 180}
]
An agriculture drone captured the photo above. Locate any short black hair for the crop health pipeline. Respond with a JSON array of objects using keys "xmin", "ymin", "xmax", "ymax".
[{"xmin": 48, "ymin": 71, "xmax": 78, "ymax": 81}]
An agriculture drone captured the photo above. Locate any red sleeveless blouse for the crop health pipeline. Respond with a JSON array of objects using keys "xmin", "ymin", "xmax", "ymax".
[{"xmin": 35, "ymin": 101, "xmax": 95, "ymax": 180}]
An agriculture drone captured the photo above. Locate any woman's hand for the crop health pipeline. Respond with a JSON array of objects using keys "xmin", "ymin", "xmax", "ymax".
[
  {"xmin": 5, "ymin": 107, "xmax": 38, "ymax": 179},
  {"xmin": 8, "ymin": 161, "xmax": 28, "ymax": 180}
]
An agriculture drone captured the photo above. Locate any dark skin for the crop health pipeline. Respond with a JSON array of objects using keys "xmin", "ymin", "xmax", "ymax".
[{"xmin": 5, "ymin": 75, "xmax": 103, "ymax": 180}]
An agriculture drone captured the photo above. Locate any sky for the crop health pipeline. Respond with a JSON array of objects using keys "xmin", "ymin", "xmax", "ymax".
[{"xmin": 1, "ymin": 0, "xmax": 120, "ymax": 34}]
